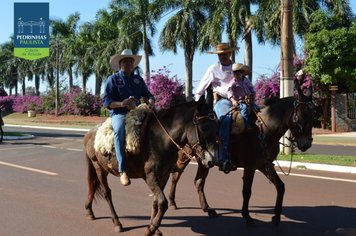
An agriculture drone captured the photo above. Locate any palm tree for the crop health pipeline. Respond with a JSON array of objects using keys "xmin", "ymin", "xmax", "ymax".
[
  {"xmin": 89, "ymin": 9, "xmax": 121, "ymax": 96},
  {"xmin": 159, "ymin": 0, "xmax": 213, "ymax": 101},
  {"xmin": 50, "ymin": 13, "xmax": 80, "ymax": 92},
  {"xmin": 0, "ymin": 40, "xmax": 18, "ymax": 95},
  {"xmin": 109, "ymin": 0, "xmax": 161, "ymax": 80},
  {"xmin": 74, "ymin": 22, "xmax": 94, "ymax": 93}
]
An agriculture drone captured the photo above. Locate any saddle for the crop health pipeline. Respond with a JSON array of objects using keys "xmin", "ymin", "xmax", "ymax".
[
  {"xmin": 231, "ymin": 108, "xmax": 246, "ymax": 135},
  {"xmin": 94, "ymin": 104, "xmax": 152, "ymax": 157}
]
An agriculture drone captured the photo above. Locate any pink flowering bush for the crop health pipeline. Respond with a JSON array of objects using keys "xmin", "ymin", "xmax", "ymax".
[
  {"xmin": 12, "ymin": 95, "xmax": 42, "ymax": 113},
  {"xmin": 255, "ymin": 57, "xmax": 314, "ymax": 106},
  {"xmin": 146, "ymin": 67, "xmax": 185, "ymax": 109},
  {"xmin": 61, "ymin": 87, "xmax": 102, "ymax": 115}
]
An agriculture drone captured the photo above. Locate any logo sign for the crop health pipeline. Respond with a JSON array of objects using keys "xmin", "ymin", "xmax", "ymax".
[{"xmin": 14, "ymin": 3, "xmax": 49, "ymax": 60}]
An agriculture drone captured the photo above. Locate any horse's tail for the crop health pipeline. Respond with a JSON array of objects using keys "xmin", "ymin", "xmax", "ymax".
[{"xmin": 85, "ymin": 153, "xmax": 105, "ymax": 201}]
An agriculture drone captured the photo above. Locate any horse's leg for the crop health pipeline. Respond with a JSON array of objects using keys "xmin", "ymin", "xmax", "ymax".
[
  {"xmin": 194, "ymin": 161, "xmax": 217, "ymax": 217},
  {"xmin": 241, "ymin": 167, "xmax": 256, "ymax": 227},
  {"xmin": 94, "ymin": 165, "xmax": 123, "ymax": 233},
  {"xmin": 0, "ymin": 125, "xmax": 3, "ymax": 143},
  {"xmin": 169, "ymin": 169, "xmax": 184, "ymax": 210},
  {"xmin": 168, "ymin": 151, "xmax": 190, "ymax": 210},
  {"xmin": 258, "ymin": 166, "xmax": 285, "ymax": 226},
  {"xmin": 145, "ymin": 173, "xmax": 170, "ymax": 236},
  {"xmin": 84, "ymin": 157, "xmax": 97, "ymax": 221}
]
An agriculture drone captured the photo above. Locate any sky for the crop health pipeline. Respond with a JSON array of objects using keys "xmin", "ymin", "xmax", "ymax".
[{"xmin": 1, "ymin": 0, "xmax": 355, "ymax": 94}]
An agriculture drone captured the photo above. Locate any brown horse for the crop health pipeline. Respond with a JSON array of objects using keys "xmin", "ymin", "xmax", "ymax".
[
  {"xmin": 168, "ymin": 80, "xmax": 314, "ymax": 227},
  {"xmin": 83, "ymin": 96, "xmax": 218, "ymax": 236}
]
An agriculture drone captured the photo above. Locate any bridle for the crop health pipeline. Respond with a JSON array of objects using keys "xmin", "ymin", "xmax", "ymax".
[
  {"xmin": 151, "ymin": 108, "xmax": 217, "ymax": 161},
  {"xmin": 255, "ymin": 96, "xmax": 313, "ymax": 179},
  {"xmin": 289, "ymin": 99, "xmax": 313, "ymax": 138}
]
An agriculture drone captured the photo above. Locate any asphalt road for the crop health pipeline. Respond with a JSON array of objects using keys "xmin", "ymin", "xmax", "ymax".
[{"xmin": 0, "ymin": 127, "xmax": 356, "ymax": 236}]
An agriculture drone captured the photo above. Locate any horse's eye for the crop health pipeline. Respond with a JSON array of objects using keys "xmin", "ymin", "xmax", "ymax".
[{"xmin": 200, "ymin": 124, "xmax": 210, "ymax": 133}]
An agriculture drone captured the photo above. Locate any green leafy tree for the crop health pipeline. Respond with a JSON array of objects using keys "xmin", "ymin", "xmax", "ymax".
[
  {"xmin": 254, "ymin": 0, "xmax": 352, "ymax": 52},
  {"xmin": 305, "ymin": 12, "xmax": 356, "ymax": 93}
]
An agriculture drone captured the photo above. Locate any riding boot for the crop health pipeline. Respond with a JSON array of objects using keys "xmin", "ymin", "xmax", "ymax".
[{"xmin": 120, "ymin": 172, "xmax": 131, "ymax": 186}]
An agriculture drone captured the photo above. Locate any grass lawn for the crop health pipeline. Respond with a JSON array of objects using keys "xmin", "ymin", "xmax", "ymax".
[{"xmin": 278, "ymin": 153, "xmax": 356, "ymax": 167}]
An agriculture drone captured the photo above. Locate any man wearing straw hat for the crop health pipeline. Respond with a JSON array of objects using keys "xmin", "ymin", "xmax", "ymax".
[
  {"xmin": 103, "ymin": 49, "xmax": 155, "ymax": 186},
  {"xmin": 194, "ymin": 43, "xmax": 239, "ymax": 172}
]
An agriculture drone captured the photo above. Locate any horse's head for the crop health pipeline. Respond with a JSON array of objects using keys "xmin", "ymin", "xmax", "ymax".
[
  {"xmin": 289, "ymin": 79, "xmax": 314, "ymax": 152},
  {"xmin": 187, "ymin": 96, "xmax": 219, "ymax": 168}
]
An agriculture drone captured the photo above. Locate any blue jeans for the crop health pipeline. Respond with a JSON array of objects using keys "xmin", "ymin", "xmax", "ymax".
[
  {"xmin": 111, "ymin": 113, "xmax": 126, "ymax": 173},
  {"xmin": 214, "ymin": 98, "xmax": 232, "ymax": 163},
  {"xmin": 240, "ymin": 102, "xmax": 260, "ymax": 128}
]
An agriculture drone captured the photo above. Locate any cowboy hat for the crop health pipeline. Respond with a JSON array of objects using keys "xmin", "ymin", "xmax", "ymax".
[
  {"xmin": 232, "ymin": 63, "xmax": 251, "ymax": 75},
  {"xmin": 207, "ymin": 43, "xmax": 240, "ymax": 54},
  {"xmin": 110, "ymin": 49, "xmax": 142, "ymax": 71}
]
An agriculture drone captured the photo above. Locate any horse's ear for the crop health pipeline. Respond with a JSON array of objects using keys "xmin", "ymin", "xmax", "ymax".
[
  {"xmin": 205, "ymin": 85, "xmax": 214, "ymax": 107},
  {"xmin": 198, "ymin": 95, "xmax": 206, "ymax": 106},
  {"xmin": 294, "ymin": 77, "xmax": 306, "ymax": 100},
  {"xmin": 294, "ymin": 76, "xmax": 313, "ymax": 102}
]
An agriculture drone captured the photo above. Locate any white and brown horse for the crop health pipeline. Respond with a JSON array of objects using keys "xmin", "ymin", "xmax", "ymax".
[{"xmin": 83, "ymin": 96, "xmax": 219, "ymax": 235}]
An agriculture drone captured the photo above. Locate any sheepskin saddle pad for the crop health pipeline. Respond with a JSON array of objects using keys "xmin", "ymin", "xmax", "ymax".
[{"xmin": 94, "ymin": 105, "xmax": 151, "ymax": 156}]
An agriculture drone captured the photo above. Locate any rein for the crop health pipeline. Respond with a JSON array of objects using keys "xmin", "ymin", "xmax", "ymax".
[{"xmin": 151, "ymin": 108, "xmax": 213, "ymax": 161}]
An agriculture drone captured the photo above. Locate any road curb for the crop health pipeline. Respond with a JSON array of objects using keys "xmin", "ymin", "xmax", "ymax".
[{"xmin": 275, "ymin": 160, "xmax": 356, "ymax": 174}]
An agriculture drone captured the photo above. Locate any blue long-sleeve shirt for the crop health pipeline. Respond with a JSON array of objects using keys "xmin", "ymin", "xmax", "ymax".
[{"xmin": 103, "ymin": 70, "xmax": 154, "ymax": 115}]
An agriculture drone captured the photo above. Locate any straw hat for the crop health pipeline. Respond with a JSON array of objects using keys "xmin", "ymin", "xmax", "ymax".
[
  {"xmin": 207, "ymin": 43, "xmax": 240, "ymax": 54},
  {"xmin": 110, "ymin": 49, "xmax": 142, "ymax": 71},
  {"xmin": 232, "ymin": 63, "xmax": 251, "ymax": 75}
]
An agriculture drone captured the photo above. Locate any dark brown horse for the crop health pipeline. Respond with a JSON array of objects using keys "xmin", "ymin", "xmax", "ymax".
[
  {"xmin": 83, "ymin": 96, "xmax": 218, "ymax": 236},
  {"xmin": 168, "ymin": 80, "xmax": 314, "ymax": 227}
]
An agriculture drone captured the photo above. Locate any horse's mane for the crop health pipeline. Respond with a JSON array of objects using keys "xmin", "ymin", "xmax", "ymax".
[
  {"xmin": 263, "ymin": 97, "xmax": 281, "ymax": 106},
  {"xmin": 156, "ymin": 101, "xmax": 197, "ymax": 117}
]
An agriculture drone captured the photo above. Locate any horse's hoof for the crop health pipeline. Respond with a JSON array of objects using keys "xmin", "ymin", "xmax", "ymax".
[
  {"xmin": 272, "ymin": 215, "xmax": 280, "ymax": 226},
  {"xmin": 207, "ymin": 209, "xmax": 218, "ymax": 217},
  {"xmin": 114, "ymin": 224, "xmax": 123, "ymax": 233},
  {"xmin": 243, "ymin": 217, "xmax": 256, "ymax": 228},
  {"xmin": 85, "ymin": 213, "xmax": 95, "ymax": 221},
  {"xmin": 154, "ymin": 229, "xmax": 163, "ymax": 236},
  {"xmin": 144, "ymin": 225, "xmax": 155, "ymax": 236},
  {"xmin": 169, "ymin": 203, "xmax": 178, "ymax": 210}
]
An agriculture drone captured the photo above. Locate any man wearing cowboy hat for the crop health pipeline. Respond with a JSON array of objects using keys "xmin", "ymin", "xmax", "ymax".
[
  {"xmin": 194, "ymin": 43, "xmax": 239, "ymax": 172},
  {"xmin": 103, "ymin": 49, "xmax": 155, "ymax": 186},
  {"xmin": 229, "ymin": 63, "xmax": 259, "ymax": 130}
]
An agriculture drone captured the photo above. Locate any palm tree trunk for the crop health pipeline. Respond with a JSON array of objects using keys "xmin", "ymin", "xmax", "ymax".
[
  {"xmin": 68, "ymin": 66, "xmax": 73, "ymax": 91},
  {"xmin": 244, "ymin": 2, "xmax": 253, "ymax": 81},
  {"xmin": 244, "ymin": 31, "xmax": 253, "ymax": 81},
  {"xmin": 35, "ymin": 74, "xmax": 40, "ymax": 95},
  {"xmin": 82, "ymin": 74, "xmax": 87, "ymax": 93},
  {"xmin": 143, "ymin": 28, "xmax": 150, "ymax": 81},
  {"xmin": 95, "ymin": 74, "xmax": 103, "ymax": 96},
  {"xmin": 184, "ymin": 49, "xmax": 194, "ymax": 102},
  {"xmin": 22, "ymin": 77, "xmax": 26, "ymax": 96}
]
